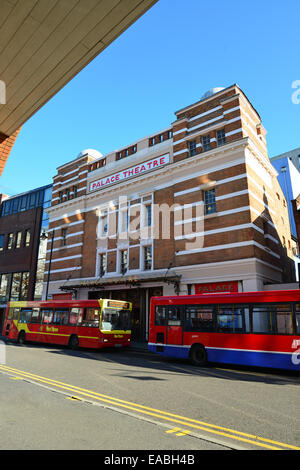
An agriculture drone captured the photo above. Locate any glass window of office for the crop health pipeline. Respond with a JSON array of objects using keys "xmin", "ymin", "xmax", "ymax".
[{"xmin": 0, "ymin": 234, "xmax": 4, "ymax": 251}]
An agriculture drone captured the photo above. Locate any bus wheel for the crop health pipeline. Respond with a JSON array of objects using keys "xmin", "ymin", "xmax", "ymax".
[
  {"xmin": 68, "ymin": 335, "xmax": 79, "ymax": 350},
  {"xmin": 17, "ymin": 331, "xmax": 26, "ymax": 345},
  {"xmin": 190, "ymin": 344, "xmax": 207, "ymax": 366}
]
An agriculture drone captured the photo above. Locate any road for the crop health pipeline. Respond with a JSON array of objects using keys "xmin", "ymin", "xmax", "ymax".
[{"xmin": 0, "ymin": 338, "xmax": 299, "ymax": 452}]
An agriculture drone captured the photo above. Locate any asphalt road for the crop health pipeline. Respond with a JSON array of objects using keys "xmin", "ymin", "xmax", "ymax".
[{"xmin": 0, "ymin": 338, "xmax": 299, "ymax": 451}]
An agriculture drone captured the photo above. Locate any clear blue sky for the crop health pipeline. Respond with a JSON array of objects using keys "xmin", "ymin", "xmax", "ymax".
[{"xmin": 1, "ymin": 0, "xmax": 300, "ymax": 196}]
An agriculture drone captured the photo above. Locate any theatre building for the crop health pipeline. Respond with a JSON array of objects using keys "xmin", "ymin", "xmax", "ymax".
[{"xmin": 44, "ymin": 84, "xmax": 295, "ymax": 341}]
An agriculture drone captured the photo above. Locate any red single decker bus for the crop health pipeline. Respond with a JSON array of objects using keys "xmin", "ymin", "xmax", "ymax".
[
  {"xmin": 3, "ymin": 298, "xmax": 132, "ymax": 350},
  {"xmin": 148, "ymin": 290, "xmax": 300, "ymax": 371}
]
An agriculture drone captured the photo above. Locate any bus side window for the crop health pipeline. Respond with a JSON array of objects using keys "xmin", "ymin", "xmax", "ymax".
[
  {"xmin": 274, "ymin": 303, "xmax": 293, "ymax": 335},
  {"xmin": 19, "ymin": 308, "xmax": 32, "ymax": 324},
  {"xmin": 244, "ymin": 306, "xmax": 251, "ymax": 333},
  {"xmin": 155, "ymin": 306, "xmax": 167, "ymax": 326},
  {"xmin": 40, "ymin": 309, "xmax": 53, "ymax": 324},
  {"xmin": 31, "ymin": 308, "xmax": 40, "ymax": 324},
  {"xmin": 83, "ymin": 308, "xmax": 100, "ymax": 327},
  {"xmin": 296, "ymin": 304, "xmax": 300, "ymax": 335},
  {"xmin": 69, "ymin": 308, "xmax": 83, "ymax": 326},
  {"xmin": 184, "ymin": 305, "xmax": 214, "ymax": 332},
  {"xmin": 53, "ymin": 308, "xmax": 69, "ymax": 326},
  {"xmin": 252, "ymin": 304, "xmax": 275, "ymax": 334}
]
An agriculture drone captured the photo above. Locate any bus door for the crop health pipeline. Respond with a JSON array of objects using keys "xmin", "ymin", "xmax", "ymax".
[{"xmin": 166, "ymin": 306, "xmax": 183, "ymax": 345}]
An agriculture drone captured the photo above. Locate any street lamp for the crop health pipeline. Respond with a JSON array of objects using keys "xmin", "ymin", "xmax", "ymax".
[{"xmin": 40, "ymin": 229, "xmax": 55, "ymax": 300}]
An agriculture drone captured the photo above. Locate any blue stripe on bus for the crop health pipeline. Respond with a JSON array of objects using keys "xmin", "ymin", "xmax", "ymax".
[{"xmin": 148, "ymin": 344, "xmax": 300, "ymax": 371}]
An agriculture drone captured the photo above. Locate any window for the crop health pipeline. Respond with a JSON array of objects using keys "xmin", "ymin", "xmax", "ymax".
[
  {"xmin": 204, "ymin": 189, "xmax": 216, "ymax": 215},
  {"xmin": 24, "ymin": 230, "xmax": 31, "ymax": 247},
  {"xmin": 145, "ymin": 204, "xmax": 152, "ymax": 227},
  {"xmin": 20, "ymin": 272, "xmax": 29, "ymax": 300},
  {"xmin": 100, "ymin": 211, "xmax": 108, "ymax": 237},
  {"xmin": 0, "ymin": 273, "xmax": 10, "ymax": 301},
  {"xmin": 189, "ymin": 140, "xmax": 197, "ymax": 157},
  {"xmin": 16, "ymin": 231, "xmax": 22, "ymax": 248},
  {"xmin": 0, "ymin": 234, "xmax": 4, "ymax": 251},
  {"xmin": 252, "ymin": 305, "xmax": 275, "ymax": 334},
  {"xmin": 216, "ymin": 129, "xmax": 226, "ymax": 146},
  {"xmin": 184, "ymin": 305, "xmax": 214, "ymax": 332},
  {"xmin": 10, "ymin": 272, "xmax": 22, "ymax": 300},
  {"xmin": 59, "ymin": 192, "xmax": 63, "ymax": 203},
  {"xmin": 13, "ymin": 308, "xmax": 20, "ymax": 321},
  {"xmin": 52, "ymin": 308, "xmax": 69, "ymax": 326},
  {"xmin": 296, "ymin": 304, "xmax": 300, "ymax": 335},
  {"xmin": 73, "ymin": 186, "xmax": 78, "ymax": 198},
  {"xmin": 31, "ymin": 308, "xmax": 40, "ymax": 324},
  {"xmin": 82, "ymin": 308, "xmax": 100, "ymax": 327},
  {"xmin": 216, "ymin": 305, "xmax": 244, "ymax": 333},
  {"xmin": 144, "ymin": 246, "xmax": 152, "ymax": 270},
  {"xmin": 120, "ymin": 250, "xmax": 128, "ymax": 274},
  {"xmin": 7, "ymin": 233, "xmax": 14, "ymax": 250},
  {"xmin": 120, "ymin": 209, "xmax": 129, "ymax": 233},
  {"xmin": 155, "ymin": 306, "xmax": 168, "ymax": 326},
  {"xmin": 167, "ymin": 306, "xmax": 182, "ymax": 326},
  {"xmin": 274, "ymin": 304, "xmax": 293, "ymax": 335},
  {"xmin": 202, "ymin": 135, "xmax": 211, "ymax": 151},
  {"xmin": 41, "ymin": 309, "xmax": 53, "ymax": 324},
  {"xmin": 19, "ymin": 308, "xmax": 32, "ymax": 324},
  {"xmin": 62, "ymin": 228, "xmax": 68, "ymax": 246},
  {"xmin": 69, "ymin": 308, "xmax": 83, "ymax": 326},
  {"xmin": 66, "ymin": 188, "xmax": 70, "ymax": 201},
  {"xmin": 99, "ymin": 253, "xmax": 106, "ymax": 276}
]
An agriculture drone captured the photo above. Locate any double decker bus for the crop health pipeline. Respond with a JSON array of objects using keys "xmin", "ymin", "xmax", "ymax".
[
  {"xmin": 148, "ymin": 290, "xmax": 300, "ymax": 371},
  {"xmin": 2, "ymin": 298, "xmax": 132, "ymax": 350}
]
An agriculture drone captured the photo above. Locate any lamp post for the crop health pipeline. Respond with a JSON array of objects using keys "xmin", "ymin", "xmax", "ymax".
[{"xmin": 40, "ymin": 229, "xmax": 55, "ymax": 300}]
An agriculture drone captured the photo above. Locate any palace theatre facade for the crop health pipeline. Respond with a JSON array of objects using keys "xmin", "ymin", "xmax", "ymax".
[{"xmin": 44, "ymin": 85, "xmax": 295, "ymax": 341}]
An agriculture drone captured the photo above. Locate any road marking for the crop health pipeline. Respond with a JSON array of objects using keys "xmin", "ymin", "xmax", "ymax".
[
  {"xmin": 176, "ymin": 430, "xmax": 190, "ymax": 437},
  {"xmin": 0, "ymin": 364, "xmax": 299, "ymax": 451},
  {"xmin": 166, "ymin": 427, "xmax": 181, "ymax": 434}
]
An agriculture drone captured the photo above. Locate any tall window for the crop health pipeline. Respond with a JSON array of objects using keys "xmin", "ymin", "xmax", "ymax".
[
  {"xmin": 145, "ymin": 204, "xmax": 152, "ymax": 227},
  {"xmin": 73, "ymin": 186, "xmax": 78, "ymax": 198},
  {"xmin": 16, "ymin": 231, "xmax": 22, "ymax": 248},
  {"xmin": 202, "ymin": 135, "xmax": 211, "ymax": 152},
  {"xmin": 216, "ymin": 129, "xmax": 226, "ymax": 146},
  {"xmin": 59, "ymin": 192, "xmax": 63, "ymax": 203},
  {"xmin": 120, "ymin": 250, "xmax": 128, "ymax": 274},
  {"xmin": 204, "ymin": 189, "xmax": 216, "ymax": 215},
  {"xmin": 120, "ymin": 209, "xmax": 129, "ymax": 233},
  {"xmin": 189, "ymin": 140, "xmax": 197, "ymax": 157},
  {"xmin": 100, "ymin": 211, "xmax": 108, "ymax": 237},
  {"xmin": 7, "ymin": 233, "xmax": 14, "ymax": 250},
  {"xmin": 99, "ymin": 253, "xmax": 106, "ymax": 276},
  {"xmin": 0, "ymin": 234, "xmax": 4, "ymax": 251},
  {"xmin": 62, "ymin": 228, "xmax": 68, "ymax": 246},
  {"xmin": 144, "ymin": 246, "xmax": 152, "ymax": 270},
  {"xmin": 24, "ymin": 229, "xmax": 31, "ymax": 247}
]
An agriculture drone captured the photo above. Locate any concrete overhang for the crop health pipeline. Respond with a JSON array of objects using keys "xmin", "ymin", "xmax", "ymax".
[{"xmin": 0, "ymin": 0, "xmax": 158, "ymax": 137}]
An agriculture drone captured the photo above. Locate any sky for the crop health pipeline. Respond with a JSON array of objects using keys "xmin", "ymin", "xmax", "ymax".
[{"xmin": 1, "ymin": 0, "xmax": 300, "ymax": 196}]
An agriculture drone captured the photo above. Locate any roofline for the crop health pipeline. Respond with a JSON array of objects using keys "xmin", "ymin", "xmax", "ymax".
[{"xmin": 174, "ymin": 83, "xmax": 262, "ymax": 122}]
